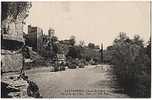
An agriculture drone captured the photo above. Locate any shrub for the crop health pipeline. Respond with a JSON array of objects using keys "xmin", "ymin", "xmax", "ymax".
[{"xmin": 107, "ymin": 32, "xmax": 151, "ymax": 98}]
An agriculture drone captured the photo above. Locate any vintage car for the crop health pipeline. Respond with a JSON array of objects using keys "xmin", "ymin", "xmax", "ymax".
[
  {"xmin": 66, "ymin": 59, "xmax": 78, "ymax": 69},
  {"xmin": 52, "ymin": 54, "xmax": 66, "ymax": 72}
]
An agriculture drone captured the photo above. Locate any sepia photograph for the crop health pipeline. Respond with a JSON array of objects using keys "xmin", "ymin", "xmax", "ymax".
[{"xmin": 1, "ymin": 1, "xmax": 151, "ymax": 98}]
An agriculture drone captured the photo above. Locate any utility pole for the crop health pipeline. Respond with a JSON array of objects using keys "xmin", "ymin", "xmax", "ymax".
[{"xmin": 100, "ymin": 43, "xmax": 103, "ymax": 63}]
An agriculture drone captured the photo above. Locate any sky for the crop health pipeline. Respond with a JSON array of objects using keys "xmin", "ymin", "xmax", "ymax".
[{"xmin": 25, "ymin": 1, "xmax": 150, "ymax": 49}]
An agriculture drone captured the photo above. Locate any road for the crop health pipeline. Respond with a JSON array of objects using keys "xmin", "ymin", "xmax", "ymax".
[{"xmin": 26, "ymin": 65, "xmax": 129, "ymax": 98}]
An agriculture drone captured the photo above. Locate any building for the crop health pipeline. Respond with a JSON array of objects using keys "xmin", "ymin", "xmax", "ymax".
[
  {"xmin": 48, "ymin": 28, "xmax": 55, "ymax": 38},
  {"xmin": 27, "ymin": 25, "xmax": 43, "ymax": 55}
]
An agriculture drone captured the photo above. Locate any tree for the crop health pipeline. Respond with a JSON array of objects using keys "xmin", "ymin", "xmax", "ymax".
[
  {"xmin": 113, "ymin": 32, "xmax": 129, "ymax": 45},
  {"xmin": 88, "ymin": 43, "xmax": 95, "ymax": 49},
  {"xmin": 51, "ymin": 36, "xmax": 58, "ymax": 42},
  {"xmin": 79, "ymin": 40, "xmax": 85, "ymax": 47},
  {"xmin": 52, "ymin": 42, "xmax": 58, "ymax": 54},
  {"xmin": 133, "ymin": 34, "xmax": 144, "ymax": 47},
  {"xmin": 66, "ymin": 46, "xmax": 82, "ymax": 59},
  {"xmin": 146, "ymin": 37, "xmax": 151, "ymax": 58},
  {"xmin": 2, "ymin": 2, "xmax": 32, "ymax": 21},
  {"xmin": 22, "ymin": 46, "xmax": 30, "ymax": 58},
  {"xmin": 95, "ymin": 45, "xmax": 100, "ymax": 49},
  {"xmin": 108, "ymin": 32, "xmax": 151, "ymax": 97}
]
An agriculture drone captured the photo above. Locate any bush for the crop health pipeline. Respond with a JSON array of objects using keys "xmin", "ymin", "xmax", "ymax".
[{"xmin": 107, "ymin": 32, "xmax": 151, "ymax": 98}]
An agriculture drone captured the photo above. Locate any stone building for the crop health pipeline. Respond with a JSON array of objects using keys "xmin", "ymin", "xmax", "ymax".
[
  {"xmin": 27, "ymin": 25, "xmax": 43, "ymax": 55},
  {"xmin": 48, "ymin": 28, "xmax": 55, "ymax": 38},
  {"xmin": 1, "ymin": 2, "xmax": 31, "ymax": 72}
]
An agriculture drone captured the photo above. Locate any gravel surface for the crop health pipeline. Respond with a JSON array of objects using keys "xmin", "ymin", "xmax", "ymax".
[{"xmin": 25, "ymin": 64, "xmax": 129, "ymax": 98}]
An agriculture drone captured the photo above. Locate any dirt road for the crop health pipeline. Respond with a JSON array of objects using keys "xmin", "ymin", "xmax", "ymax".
[{"xmin": 26, "ymin": 65, "xmax": 129, "ymax": 98}]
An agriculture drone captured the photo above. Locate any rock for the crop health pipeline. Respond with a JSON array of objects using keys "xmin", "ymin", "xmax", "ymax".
[{"xmin": 2, "ymin": 74, "xmax": 29, "ymax": 98}]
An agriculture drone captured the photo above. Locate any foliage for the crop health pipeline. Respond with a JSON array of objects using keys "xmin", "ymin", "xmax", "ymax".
[
  {"xmin": 66, "ymin": 46, "xmax": 82, "ymax": 59},
  {"xmin": 52, "ymin": 42, "xmax": 59, "ymax": 55},
  {"xmin": 79, "ymin": 40, "xmax": 85, "ymax": 47},
  {"xmin": 88, "ymin": 43, "xmax": 95, "ymax": 49},
  {"xmin": 106, "ymin": 32, "xmax": 151, "ymax": 97},
  {"xmin": 146, "ymin": 37, "xmax": 151, "ymax": 58},
  {"xmin": 103, "ymin": 46, "xmax": 113, "ymax": 63},
  {"xmin": 22, "ymin": 46, "xmax": 30, "ymax": 58},
  {"xmin": 2, "ymin": 2, "xmax": 32, "ymax": 21},
  {"xmin": 51, "ymin": 36, "xmax": 58, "ymax": 42}
]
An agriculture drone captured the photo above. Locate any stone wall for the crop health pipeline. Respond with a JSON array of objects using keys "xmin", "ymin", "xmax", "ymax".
[
  {"xmin": 1, "ymin": 21, "xmax": 24, "ymax": 72},
  {"xmin": 1, "ymin": 2, "xmax": 31, "ymax": 73},
  {"xmin": 2, "ymin": 18, "xmax": 24, "ymax": 42},
  {"xmin": 1, "ymin": 50, "xmax": 23, "ymax": 72},
  {"xmin": 1, "ymin": 18, "xmax": 24, "ymax": 72}
]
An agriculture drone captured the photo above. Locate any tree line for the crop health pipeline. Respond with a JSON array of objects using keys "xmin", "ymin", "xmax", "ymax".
[{"xmin": 104, "ymin": 32, "xmax": 151, "ymax": 98}]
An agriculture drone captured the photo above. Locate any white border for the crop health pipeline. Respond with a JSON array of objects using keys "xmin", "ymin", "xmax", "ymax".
[
  {"xmin": 0, "ymin": 0, "xmax": 151, "ymax": 100},
  {"xmin": 1, "ymin": 0, "xmax": 152, "ymax": 2}
]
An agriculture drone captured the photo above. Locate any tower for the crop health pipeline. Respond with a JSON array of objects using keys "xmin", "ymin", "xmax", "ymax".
[{"xmin": 48, "ymin": 28, "xmax": 55, "ymax": 38}]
